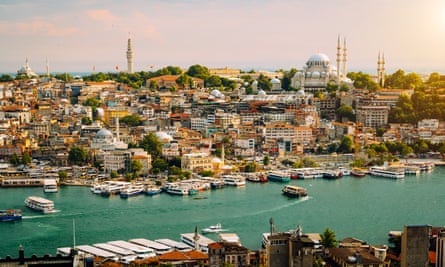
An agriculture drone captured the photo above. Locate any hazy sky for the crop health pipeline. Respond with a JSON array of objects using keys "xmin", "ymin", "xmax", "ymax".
[{"xmin": 1, "ymin": 0, "xmax": 445, "ymax": 74}]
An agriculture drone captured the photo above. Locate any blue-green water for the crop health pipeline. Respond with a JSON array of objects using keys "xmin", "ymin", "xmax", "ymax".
[{"xmin": 1, "ymin": 167, "xmax": 444, "ymax": 257}]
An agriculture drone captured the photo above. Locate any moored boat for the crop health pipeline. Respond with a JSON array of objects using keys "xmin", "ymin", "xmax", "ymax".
[
  {"xmin": 43, "ymin": 179, "xmax": 58, "ymax": 193},
  {"xmin": 24, "ymin": 196, "xmax": 57, "ymax": 213},
  {"xmin": 222, "ymin": 175, "xmax": 246, "ymax": 186},
  {"xmin": 322, "ymin": 169, "xmax": 343, "ymax": 179},
  {"xmin": 369, "ymin": 167, "xmax": 405, "ymax": 179},
  {"xmin": 282, "ymin": 185, "xmax": 308, "ymax": 198},
  {"xmin": 351, "ymin": 169, "xmax": 366, "ymax": 177},
  {"xmin": 210, "ymin": 179, "xmax": 225, "ymax": 189},
  {"xmin": 0, "ymin": 209, "xmax": 22, "ymax": 222},
  {"xmin": 266, "ymin": 171, "xmax": 291, "ymax": 183},
  {"xmin": 145, "ymin": 186, "xmax": 162, "ymax": 196},
  {"xmin": 120, "ymin": 183, "xmax": 145, "ymax": 198}
]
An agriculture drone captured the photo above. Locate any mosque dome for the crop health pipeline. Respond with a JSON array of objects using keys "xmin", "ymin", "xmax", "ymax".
[
  {"xmin": 258, "ymin": 89, "xmax": 267, "ymax": 96},
  {"xmin": 306, "ymin": 53, "xmax": 330, "ymax": 67},
  {"xmin": 210, "ymin": 89, "xmax": 224, "ymax": 98},
  {"xmin": 96, "ymin": 128, "xmax": 113, "ymax": 138},
  {"xmin": 155, "ymin": 132, "xmax": 173, "ymax": 142},
  {"xmin": 271, "ymin": 77, "xmax": 280, "ymax": 84},
  {"xmin": 311, "ymin": 71, "xmax": 321, "ymax": 79}
]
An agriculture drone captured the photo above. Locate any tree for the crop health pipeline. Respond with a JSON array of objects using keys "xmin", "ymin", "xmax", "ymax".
[
  {"xmin": 22, "ymin": 151, "xmax": 32, "ymax": 166},
  {"xmin": 83, "ymin": 97, "xmax": 100, "ymax": 108},
  {"xmin": 186, "ymin": 64, "xmax": 210, "ymax": 80},
  {"xmin": 347, "ymin": 71, "xmax": 379, "ymax": 92},
  {"xmin": 320, "ymin": 228, "xmax": 337, "ymax": 248},
  {"xmin": 263, "ymin": 155, "xmax": 270, "ymax": 166},
  {"xmin": 206, "ymin": 75, "xmax": 222, "ymax": 87},
  {"xmin": 81, "ymin": 116, "xmax": 92, "ymax": 125},
  {"xmin": 120, "ymin": 114, "xmax": 143, "ymax": 127},
  {"xmin": 257, "ymin": 74, "xmax": 272, "ymax": 91},
  {"xmin": 110, "ymin": 170, "xmax": 119, "ymax": 178},
  {"xmin": 139, "ymin": 133, "xmax": 162, "ymax": 160},
  {"xmin": 58, "ymin": 170, "xmax": 68, "ymax": 182},
  {"xmin": 0, "ymin": 74, "xmax": 14, "ymax": 82},
  {"xmin": 131, "ymin": 160, "xmax": 143, "ymax": 176},
  {"xmin": 338, "ymin": 136, "xmax": 354, "ymax": 153},
  {"xmin": 9, "ymin": 153, "xmax": 20, "ymax": 165},
  {"xmin": 176, "ymin": 74, "xmax": 193, "ymax": 89},
  {"xmin": 152, "ymin": 158, "xmax": 168, "ymax": 172},
  {"xmin": 281, "ymin": 68, "xmax": 298, "ymax": 91},
  {"xmin": 68, "ymin": 147, "xmax": 89, "ymax": 165},
  {"xmin": 336, "ymin": 104, "xmax": 354, "ymax": 122}
]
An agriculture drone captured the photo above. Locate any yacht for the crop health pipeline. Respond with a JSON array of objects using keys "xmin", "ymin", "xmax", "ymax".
[
  {"xmin": 222, "ymin": 175, "xmax": 246, "ymax": 186},
  {"xmin": 43, "ymin": 179, "xmax": 58, "ymax": 193},
  {"xmin": 120, "ymin": 183, "xmax": 145, "ymax": 198},
  {"xmin": 24, "ymin": 196, "xmax": 57, "ymax": 213},
  {"xmin": 201, "ymin": 223, "xmax": 224, "ymax": 234},
  {"xmin": 101, "ymin": 181, "xmax": 131, "ymax": 197}
]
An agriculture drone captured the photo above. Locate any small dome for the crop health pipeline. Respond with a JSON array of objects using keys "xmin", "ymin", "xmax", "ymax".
[
  {"xmin": 210, "ymin": 89, "xmax": 224, "ymax": 98},
  {"xmin": 271, "ymin": 78, "xmax": 280, "ymax": 84},
  {"xmin": 96, "ymin": 128, "xmax": 113, "ymax": 138},
  {"xmin": 312, "ymin": 71, "xmax": 321, "ymax": 79},
  {"xmin": 212, "ymin": 157, "xmax": 223, "ymax": 163},
  {"xmin": 155, "ymin": 132, "xmax": 173, "ymax": 142},
  {"xmin": 258, "ymin": 89, "xmax": 267, "ymax": 96},
  {"xmin": 252, "ymin": 80, "xmax": 258, "ymax": 85}
]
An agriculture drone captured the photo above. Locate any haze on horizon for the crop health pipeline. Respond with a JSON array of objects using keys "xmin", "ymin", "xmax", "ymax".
[{"xmin": 1, "ymin": 0, "xmax": 445, "ymax": 75}]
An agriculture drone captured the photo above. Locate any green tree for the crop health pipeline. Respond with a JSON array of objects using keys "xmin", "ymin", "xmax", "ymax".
[
  {"xmin": 120, "ymin": 114, "xmax": 143, "ymax": 127},
  {"xmin": 263, "ymin": 155, "xmax": 270, "ymax": 166},
  {"xmin": 336, "ymin": 104, "xmax": 354, "ymax": 122},
  {"xmin": 199, "ymin": 170, "xmax": 214, "ymax": 177},
  {"xmin": 22, "ymin": 151, "xmax": 32, "ymax": 166},
  {"xmin": 347, "ymin": 71, "xmax": 379, "ymax": 92},
  {"xmin": 257, "ymin": 74, "xmax": 272, "ymax": 91},
  {"xmin": 68, "ymin": 147, "xmax": 89, "ymax": 165},
  {"xmin": 83, "ymin": 97, "xmax": 100, "ymax": 108},
  {"xmin": 152, "ymin": 158, "xmax": 168, "ymax": 172},
  {"xmin": 176, "ymin": 74, "xmax": 193, "ymax": 89},
  {"xmin": 186, "ymin": 64, "xmax": 210, "ymax": 80},
  {"xmin": 110, "ymin": 170, "xmax": 119, "ymax": 178},
  {"xmin": 81, "ymin": 116, "xmax": 92, "ymax": 125},
  {"xmin": 244, "ymin": 162, "xmax": 257, "ymax": 172},
  {"xmin": 338, "ymin": 136, "xmax": 354, "ymax": 153},
  {"xmin": 320, "ymin": 228, "xmax": 337, "ymax": 248},
  {"xmin": 58, "ymin": 170, "xmax": 68, "ymax": 182},
  {"xmin": 281, "ymin": 68, "xmax": 298, "ymax": 91},
  {"xmin": 131, "ymin": 160, "xmax": 143, "ymax": 176},
  {"xmin": 0, "ymin": 74, "xmax": 14, "ymax": 82},
  {"xmin": 139, "ymin": 133, "xmax": 163, "ymax": 160},
  {"xmin": 10, "ymin": 153, "xmax": 20, "ymax": 165},
  {"xmin": 206, "ymin": 75, "xmax": 222, "ymax": 87}
]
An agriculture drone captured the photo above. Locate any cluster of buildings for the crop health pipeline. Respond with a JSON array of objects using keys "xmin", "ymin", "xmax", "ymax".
[{"xmin": 2, "ymin": 224, "xmax": 445, "ymax": 267}]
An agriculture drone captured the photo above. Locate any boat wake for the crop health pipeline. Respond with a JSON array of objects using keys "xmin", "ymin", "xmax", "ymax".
[
  {"xmin": 240, "ymin": 196, "xmax": 312, "ymax": 217},
  {"xmin": 22, "ymin": 215, "xmax": 47, "ymax": 219}
]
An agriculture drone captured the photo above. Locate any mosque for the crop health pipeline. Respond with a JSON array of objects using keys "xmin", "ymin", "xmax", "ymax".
[
  {"xmin": 17, "ymin": 58, "xmax": 37, "ymax": 77},
  {"xmin": 291, "ymin": 36, "xmax": 352, "ymax": 92}
]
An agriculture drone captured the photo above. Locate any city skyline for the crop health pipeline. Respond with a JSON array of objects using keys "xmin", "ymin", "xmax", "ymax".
[{"xmin": 1, "ymin": 0, "xmax": 445, "ymax": 74}]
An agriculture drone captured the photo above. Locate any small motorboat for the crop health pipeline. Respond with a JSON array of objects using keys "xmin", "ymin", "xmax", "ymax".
[{"xmin": 201, "ymin": 223, "xmax": 224, "ymax": 234}]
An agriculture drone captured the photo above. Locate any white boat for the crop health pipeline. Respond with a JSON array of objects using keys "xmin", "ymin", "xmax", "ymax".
[
  {"xmin": 43, "ymin": 179, "xmax": 58, "ymax": 193},
  {"xmin": 165, "ymin": 183, "xmax": 190, "ymax": 196},
  {"xmin": 120, "ymin": 183, "xmax": 145, "ymax": 198},
  {"xmin": 101, "ymin": 181, "xmax": 131, "ymax": 197},
  {"xmin": 222, "ymin": 175, "xmax": 246, "ymax": 186},
  {"xmin": 24, "ymin": 196, "xmax": 57, "ymax": 213},
  {"xmin": 369, "ymin": 167, "xmax": 405, "ymax": 179},
  {"xmin": 338, "ymin": 167, "xmax": 351, "ymax": 176},
  {"xmin": 201, "ymin": 223, "xmax": 225, "ymax": 234}
]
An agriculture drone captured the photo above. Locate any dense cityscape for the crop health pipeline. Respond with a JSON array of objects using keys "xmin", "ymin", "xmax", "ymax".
[
  {"xmin": 0, "ymin": 33, "xmax": 444, "ymax": 267},
  {"xmin": 3, "ymin": 0, "xmax": 445, "ymax": 266}
]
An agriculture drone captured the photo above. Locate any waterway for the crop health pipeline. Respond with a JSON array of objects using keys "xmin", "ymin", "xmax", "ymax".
[{"xmin": 1, "ymin": 167, "xmax": 444, "ymax": 257}]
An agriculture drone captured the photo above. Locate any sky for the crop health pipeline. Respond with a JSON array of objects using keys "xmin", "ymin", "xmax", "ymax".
[{"xmin": 1, "ymin": 0, "xmax": 445, "ymax": 74}]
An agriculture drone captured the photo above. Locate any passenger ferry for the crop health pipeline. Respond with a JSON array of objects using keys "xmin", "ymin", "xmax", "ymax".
[
  {"xmin": 43, "ymin": 179, "xmax": 58, "ymax": 193},
  {"xmin": 24, "ymin": 196, "xmax": 57, "ymax": 213},
  {"xmin": 145, "ymin": 186, "xmax": 162, "ymax": 196},
  {"xmin": 222, "ymin": 175, "xmax": 246, "ymax": 186},
  {"xmin": 0, "ymin": 209, "xmax": 22, "ymax": 222},
  {"xmin": 120, "ymin": 183, "xmax": 145, "ymax": 198},
  {"xmin": 100, "ymin": 181, "xmax": 131, "ymax": 197},
  {"xmin": 369, "ymin": 167, "xmax": 405, "ymax": 179},
  {"xmin": 266, "ymin": 171, "xmax": 291, "ymax": 183},
  {"xmin": 282, "ymin": 185, "xmax": 308, "ymax": 198},
  {"xmin": 209, "ymin": 179, "xmax": 225, "ymax": 189}
]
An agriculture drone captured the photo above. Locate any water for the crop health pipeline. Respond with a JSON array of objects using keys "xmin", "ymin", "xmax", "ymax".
[{"xmin": 1, "ymin": 167, "xmax": 444, "ymax": 257}]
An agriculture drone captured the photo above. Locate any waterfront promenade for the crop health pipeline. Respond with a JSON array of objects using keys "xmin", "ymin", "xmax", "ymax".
[{"xmin": 0, "ymin": 166, "xmax": 444, "ymax": 258}]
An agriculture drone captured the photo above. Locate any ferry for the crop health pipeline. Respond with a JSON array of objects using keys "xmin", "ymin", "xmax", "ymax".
[
  {"xmin": 322, "ymin": 169, "xmax": 343, "ymax": 179},
  {"xmin": 24, "ymin": 196, "xmax": 56, "ymax": 213},
  {"xmin": 209, "ymin": 179, "xmax": 225, "ymax": 189},
  {"xmin": 43, "ymin": 179, "xmax": 58, "ymax": 193},
  {"xmin": 0, "ymin": 209, "xmax": 22, "ymax": 222},
  {"xmin": 164, "ymin": 183, "xmax": 192, "ymax": 196},
  {"xmin": 120, "ymin": 183, "xmax": 145, "ymax": 198},
  {"xmin": 351, "ymin": 168, "xmax": 366, "ymax": 177},
  {"xmin": 145, "ymin": 186, "xmax": 162, "ymax": 196},
  {"xmin": 201, "ymin": 223, "xmax": 224, "ymax": 234},
  {"xmin": 222, "ymin": 175, "xmax": 246, "ymax": 186},
  {"xmin": 101, "ymin": 181, "xmax": 131, "ymax": 197},
  {"xmin": 282, "ymin": 185, "xmax": 308, "ymax": 198},
  {"xmin": 266, "ymin": 171, "xmax": 291, "ymax": 183},
  {"xmin": 245, "ymin": 173, "xmax": 268, "ymax": 183},
  {"xmin": 369, "ymin": 167, "xmax": 405, "ymax": 179}
]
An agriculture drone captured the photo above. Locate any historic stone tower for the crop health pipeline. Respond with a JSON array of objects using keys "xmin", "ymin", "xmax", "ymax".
[{"xmin": 126, "ymin": 37, "xmax": 134, "ymax": 74}]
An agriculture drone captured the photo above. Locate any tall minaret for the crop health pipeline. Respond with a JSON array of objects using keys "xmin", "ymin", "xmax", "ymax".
[
  {"xmin": 336, "ymin": 35, "xmax": 341, "ymax": 84},
  {"xmin": 342, "ymin": 37, "xmax": 347, "ymax": 79},
  {"xmin": 46, "ymin": 59, "xmax": 50, "ymax": 77},
  {"xmin": 126, "ymin": 36, "xmax": 134, "ymax": 74},
  {"xmin": 377, "ymin": 51, "xmax": 386, "ymax": 88},
  {"xmin": 381, "ymin": 53, "xmax": 385, "ymax": 88}
]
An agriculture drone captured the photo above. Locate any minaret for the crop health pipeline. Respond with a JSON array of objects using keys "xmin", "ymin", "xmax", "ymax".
[
  {"xmin": 336, "ymin": 35, "xmax": 341, "ymax": 84},
  {"xmin": 381, "ymin": 53, "xmax": 385, "ymax": 88},
  {"xmin": 126, "ymin": 36, "xmax": 134, "ymax": 74},
  {"xmin": 46, "ymin": 59, "xmax": 50, "ymax": 77},
  {"xmin": 377, "ymin": 51, "xmax": 385, "ymax": 88},
  {"xmin": 193, "ymin": 226, "xmax": 200, "ymax": 251},
  {"xmin": 342, "ymin": 37, "xmax": 347, "ymax": 80}
]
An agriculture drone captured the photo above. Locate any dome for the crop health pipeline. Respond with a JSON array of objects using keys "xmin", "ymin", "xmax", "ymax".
[
  {"xmin": 306, "ymin": 53, "xmax": 330, "ymax": 67},
  {"xmin": 258, "ymin": 89, "xmax": 267, "ymax": 96},
  {"xmin": 311, "ymin": 71, "xmax": 321, "ymax": 79},
  {"xmin": 96, "ymin": 128, "xmax": 113, "ymax": 138},
  {"xmin": 155, "ymin": 132, "xmax": 173, "ymax": 142},
  {"xmin": 271, "ymin": 78, "xmax": 280, "ymax": 84},
  {"xmin": 210, "ymin": 89, "xmax": 224, "ymax": 98}
]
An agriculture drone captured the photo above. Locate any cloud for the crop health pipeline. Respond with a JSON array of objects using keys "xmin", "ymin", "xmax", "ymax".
[
  {"xmin": 0, "ymin": 20, "xmax": 79, "ymax": 36},
  {"xmin": 85, "ymin": 9, "xmax": 120, "ymax": 23}
]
